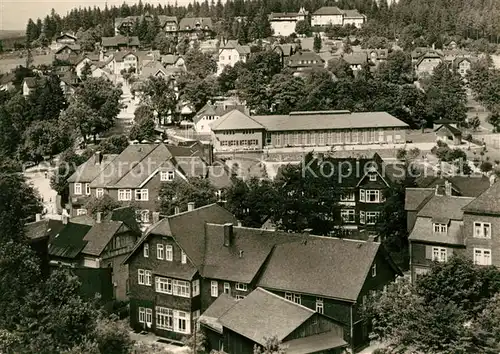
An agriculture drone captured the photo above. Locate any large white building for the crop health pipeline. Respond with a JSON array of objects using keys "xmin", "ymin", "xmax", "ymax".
[
  {"xmin": 217, "ymin": 40, "xmax": 251, "ymax": 75},
  {"xmin": 311, "ymin": 7, "xmax": 366, "ymax": 28},
  {"xmin": 269, "ymin": 7, "xmax": 309, "ymax": 37}
]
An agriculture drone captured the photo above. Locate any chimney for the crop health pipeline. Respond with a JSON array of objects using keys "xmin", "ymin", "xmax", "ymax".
[
  {"xmin": 152, "ymin": 212, "xmax": 160, "ymax": 224},
  {"xmin": 96, "ymin": 212, "xmax": 102, "ymax": 223},
  {"xmin": 35, "ymin": 213, "xmax": 42, "ymax": 222},
  {"xmin": 444, "ymin": 180, "xmax": 452, "ymax": 196},
  {"xmin": 95, "ymin": 151, "xmax": 102, "ymax": 165},
  {"xmin": 223, "ymin": 223, "xmax": 233, "ymax": 247},
  {"xmin": 187, "ymin": 202, "xmax": 195, "ymax": 212},
  {"xmin": 174, "ymin": 206, "xmax": 180, "ymax": 215}
]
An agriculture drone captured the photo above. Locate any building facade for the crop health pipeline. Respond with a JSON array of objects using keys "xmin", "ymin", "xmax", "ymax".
[
  {"xmin": 217, "ymin": 40, "xmax": 251, "ymax": 75},
  {"xmin": 311, "ymin": 7, "xmax": 366, "ymax": 28},
  {"xmin": 269, "ymin": 7, "xmax": 309, "ymax": 37}
]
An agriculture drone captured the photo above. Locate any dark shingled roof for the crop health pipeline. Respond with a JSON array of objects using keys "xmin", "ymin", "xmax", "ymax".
[
  {"xmin": 67, "ymin": 154, "xmax": 118, "ymax": 183},
  {"xmin": 415, "ymin": 176, "xmax": 491, "ymax": 198},
  {"xmin": 82, "ymin": 221, "xmax": 124, "ymax": 256},
  {"xmin": 25, "ymin": 219, "xmax": 64, "ymax": 241},
  {"xmin": 101, "ymin": 35, "xmax": 140, "ymax": 47},
  {"xmin": 199, "ymin": 293, "xmax": 237, "ymax": 333},
  {"xmin": 434, "ymin": 123, "xmax": 462, "ymax": 136},
  {"xmin": 409, "ymin": 217, "xmax": 465, "ymax": 245},
  {"xmin": 462, "ymin": 181, "xmax": 500, "ymax": 215},
  {"xmin": 202, "ymin": 225, "xmax": 306, "ymax": 283},
  {"xmin": 48, "ymin": 222, "xmax": 92, "ymax": 259},
  {"xmin": 219, "ymin": 288, "xmax": 315, "ymax": 346},
  {"xmin": 405, "ymin": 188, "xmax": 435, "ymax": 211},
  {"xmin": 178, "ymin": 17, "xmax": 213, "ymax": 30},
  {"xmin": 417, "ymin": 195, "xmax": 474, "ymax": 221},
  {"xmin": 123, "ymin": 204, "xmax": 238, "ymax": 266},
  {"xmin": 257, "ymin": 238, "xmax": 382, "ymax": 301}
]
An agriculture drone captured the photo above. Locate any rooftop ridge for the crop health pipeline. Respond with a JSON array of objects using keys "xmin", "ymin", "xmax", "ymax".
[
  {"xmin": 289, "ymin": 110, "xmax": 351, "ymax": 116},
  {"xmin": 254, "ymin": 287, "xmax": 316, "ymax": 314}
]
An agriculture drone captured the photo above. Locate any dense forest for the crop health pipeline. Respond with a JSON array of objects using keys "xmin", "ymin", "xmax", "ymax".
[{"xmin": 24, "ymin": 0, "xmax": 500, "ymax": 45}]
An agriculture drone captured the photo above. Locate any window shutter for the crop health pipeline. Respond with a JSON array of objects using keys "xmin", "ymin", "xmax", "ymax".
[{"xmin": 425, "ymin": 246, "xmax": 432, "ymax": 260}]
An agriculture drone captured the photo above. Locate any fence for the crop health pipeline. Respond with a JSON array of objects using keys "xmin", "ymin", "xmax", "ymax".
[{"xmin": 472, "ymin": 133, "xmax": 500, "ymax": 149}]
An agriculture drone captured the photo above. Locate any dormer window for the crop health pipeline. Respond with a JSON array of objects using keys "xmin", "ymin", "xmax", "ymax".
[
  {"xmin": 369, "ymin": 174, "xmax": 377, "ymax": 181},
  {"xmin": 433, "ymin": 223, "xmax": 447, "ymax": 233}
]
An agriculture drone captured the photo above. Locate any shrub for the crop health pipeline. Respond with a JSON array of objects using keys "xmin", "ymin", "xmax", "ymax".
[{"xmin": 480, "ymin": 161, "xmax": 493, "ymax": 173}]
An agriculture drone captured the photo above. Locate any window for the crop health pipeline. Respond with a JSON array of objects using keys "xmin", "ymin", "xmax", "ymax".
[
  {"xmin": 96, "ymin": 188, "xmax": 104, "ymax": 198},
  {"xmin": 372, "ymin": 263, "xmax": 377, "ymax": 277},
  {"xmin": 181, "ymin": 250, "xmax": 187, "ymax": 264},
  {"xmin": 365, "ymin": 190, "xmax": 380, "ymax": 203},
  {"xmin": 211, "ymin": 281, "xmax": 218, "ymax": 297},
  {"xmin": 341, "ymin": 209, "xmax": 355, "ymax": 223},
  {"xmin": 360, "ymin": 211, "xmax": 365, "ymax": 224},
  {"xmin": 474, "ymin": 222, "xmax": 491, "ymax": 238},
  {"xmin": 432, "ymin": 247, "xmax": 447, "ymax": 262},
  {"xmin": 139, "ymin": 307, "xmax": 145, "ymax": 323},
  {"xmin": 160, "ymin": 170, "xmax": 175, "ymax": 181},
  {"xmin": 293, "ymin": 293, "xmax": 301, "ymax": 304},
  {"xmin": 156, "ymin": 307, "xmax": 173, "ymax": 329},
  {"xmin": 235, "ymin": 283, "xmax": 247, "ymax": 291},
  {"xmin": 85, "ymin": 183, "xmax": 90, "ymax": 195},
  {"xmin": 369, "ymin": 174, "xmax": 377, "ymax": 181},
  {"xmin": 433, "ymin": 223, "xmax": 448, "ymax": 233},
  {"xmin": 136, "ymin": 210, "xmax": 149, "ymax": 223},
  {"xmin": 474, "ymin": 248, "xmax": 492, "ymax": 265},
  {"xmin": 236, "ymin": 295, "xmax": 245, "ymax": 300},
  {"xmin": 340, "ymin": 192, "xmax": 355, "ymax": 201},
  {"xmin": 360, "ymin": 189, "xmax": 365, "ymax": 201},
  {"xmin": 157, "ymin": 244, "xmax": 164, "ymax": 260},
  {"xmin": 135, "ymin": 189, "xmax": 149, "ymax": 201},
  {"xmin": 366, "ymin": 211, "xmax": 380, "ymax": 225},
  {"xmin": 166, "ymin": 245, "xmax": 173, "ymax": 261},
  {"xmin": 76, "ymin": 208, "xmax": 87, "ymax": 216},
  {"xmin": 285, "ymin": 293, "xmax": 293, "ymax": 301},
  {"xmin": 138, "ymin": 269, "xmax": 145, "ymax": 285},
  {"xmin": 193, "ymin": 309, "xmax": 201, "ymax": 330},
  {"xmin": 156, "ymin": 277, "xmax": 172, "ymax": 294},
  {"xmin": 74, "ymin": 183, "xmax": 82, "ymax": 195},
  {"xmin": 145, "ymin": 308, "xmax": 152, "ymax": 324},
  {"xmin": 174, "ymin": 310, "xmax": 190, "ymax": 334},
  {"xmin": 143, "ymin": 243, "xmax": 149, "ymax": 258},
  {"xmin": 118, "ymin": 189, "xmax": 132, "ymax": 201},
  {"xmin": 316, "ymin": 298, "xmax": 324, "ymax": 314},
  {"xmin": 224, "ymin": 282, "xmax": 230, "ymax": 294},
  {"xmin": 173, "ymin": 279, "xmax": 190, "ymax": 297},
  {"xmin": 192, "ymin": 279, "xmax": 200, "ymax": 297},
  {"xmin": 145, "ymin": 270, "xmax": 152, "ymax": 286}
]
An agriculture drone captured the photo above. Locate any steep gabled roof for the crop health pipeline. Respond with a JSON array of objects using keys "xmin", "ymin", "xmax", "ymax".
[
  {"xmin": 257, "ymin": 237, "xmax": 387, "ymax": 302},
  {"xmin": 210, "ymin": 109, "xmax": 265, "ymax": 131},
  {"xmin": 343, "ymin": 9, "xmax": 365, "ymax": 18},
  {"xmin": 220, "ymin": 40, "xmax": 251, "ymax": 55},
  {"xmin": 405, "ymin": 188, "xmax": 435, "ymax": 211},
  {"xmin": 219, "ymin": 288, "xmax": 316, "ymax": 346},
  {"xmin": 178, "ymin": 17, "xmax": 213, "ymax": 30},
  {"xmin": 82, "ymin": 221, "xmax": 125, "ymax": 256},
  {"xmin": 417, "ymin": 195, "xmax": 474, "ymax": 221},
  {"xmin": 199, "ymin": 293, "xmax": 237, "ymax": 333},
  {"xmin": 67, "ymin": 153, "xmax": 118, "ymax": 183},
  {"xmin": 48, "ymin": 222, "xmax": 92, "ymax": 259},
  {"xmin": 25, "ymin": 219, "xmax": 64, "ymax": 241},
  {"xmin": 462, "ymin": 181, "xmax": 500, "ymax": 215},
  {"xmin": 313, "ymin": 6, "xmax": 343, "ymax": 15}
]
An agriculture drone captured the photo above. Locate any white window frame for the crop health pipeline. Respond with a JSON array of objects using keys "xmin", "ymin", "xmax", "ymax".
[
  {"xmin": 166, "ymin": 245, "xmax": 173, "ymax": 261},
  {"xmin": 181, "ymin": 250, "xmax": 187, "ymax": 264},
  {"xmin": 360, "ymin": 211, "xmax": 365, "ymax": 224},
  {"xmin": 285, "ymin": 292, "xmax": 293, "ymax": 301},
  {"xmin": 474, "ymin": 248, "xmax": 492, "ymax": 266},
  {"xmin": 173, "ymin": 279, "xmax": 191, "ymax": 298},
  {"xmin": 173, "ymin": 310, "xmax": 190, "ymax": 334},
  {"xmin": 145, "ymin": 270, "xmax": 152, "ymax": 286},
  {"xmin": 136, "ymin": 210, "xmax": 149, "ymax": 223},
  {"xmin": 160, "ymin": 170, "xmax": 175, "ymax": 181},
  {"xmin": 155, "ymin": 277, "xmax": 173, "ymax": 294},
  {"xmin": 365, "ymin": 190, "xmax": 380, "ymax": 203},
  {"xmin": 135, "ymin": 189, "xmax": 149, "ymax": 201},
  {"xmin": 76, "ymin": 208, "xmax": 87, "ymax": 216},
  {"xmin": 433, "ymin": 223, "xmax": 448, "ymax": 233},
  {"xmin": 156, "ymin": 306, "xmax": 173, "ymax": 330},
  {"xmin": 340, "ymin": 192, "xmax": 355, "ymax": 201},
  {"xmin": 359, "ymin": 189, "xmax": 365, "ymax": 202},
  {"xmin": 74, "ymin": 183, "xmax": 82, "ymax": 195},
  {"xmin": 432, "ymin": 247, "xmax": 447, "ymax": 263},
  {"xmin": 372, "ymin": 263, "xmax": 377, "ymax": 277},
  {"xmin": 366, "ymin": 211, "xmax": 380, "ymax": 225},
  {"xmin": 145, "ymin": 308, "xmax": 152, "ymax": 325},
  {"xmin": 138, "ymin": 269, "xmax": 145, "ymax": 285},
  {"xmin": 211, "ymin": 281, "xmax": 218, "ymax": 297},
  {"xmin": 85, "ymin": 183, "xmax": 91, "ymax": 195},
  {"xmin": 235, "ymin": 283, "xmax": 247, "ymax": 291},
  {"xmin": 118, "ymin": 189, "xmax": 132, "ymax": 201},
  {"xmin": 157, "ymin": 244, "xmax": 164, "ymax": 260},
  {"xmin": 139, "ymin": 307, "xmax": 145, "ymax": 323},
  {"xmin": 192, "ymin": 279, "xmax": 200, "ymax": 297},
  {"xmin": 223, "ymin": 282, "xmax": 230, "ymax": 294},
  {"xmin": 341, "ymin": 209, "xmax": 355, "ymax": 223},
  {"xmin": 369, "ymin": 174, "xmax": 377, "ymax": 181},
  {"xmin": 316, "ymin": 298, "xmax": 324, "ymax": 314},
  {"xmin": 143, "ymin": 243, "xmax": 149, "ymax": 258},
  {"xmin": 293, "ymin": 293, "xmax": 301, "ymax": 304},
  {"xmin": 96, "ymin": 188, "xmax": 104, "ymax": 198},
  {"xmin": 474, "ymin": 222, "xmax": 491, "ymax": 238}
]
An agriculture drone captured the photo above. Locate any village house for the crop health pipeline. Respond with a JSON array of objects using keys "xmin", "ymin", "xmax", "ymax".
[
  {"xmin": 22, "ymin": 77, "xmax": 41, "ymax": 96},
  {"xmin": 0, "ymin": 72, "xmax": 15, "ymax": 92},
  {"xmin": 414, "ymin": 50, "xmax": 443, "ymax": 78},
  {"xmin": 434, "ymin": 123, "xmax": 462, "ymax": 145},
  {"xmin": 48, "ymin": 207, "xmax": 141, "ymax": 301},
  {"xmin": 311, "ymin": 7, "xmax": 366, "ymax": 28},
  {"xmin": 177, "ymin": 17, "xmax": 214, "ymax": 40},
  {"xmin": 161, "ymin": 54, "xmax": 187, "ymax": 72},
  {"xmin": 287, "ymin": 50, "xmax": 325, "ymax": 76},
  {"xmin": 66, "ymin": 143, "xmax": 229, "ymax": 225},
  {"xmin": 50, "ymin": 32, "xmax": 78, "ymax": 51},
  {"xmin": 343, "ymin": 52, "xmax": 369, "ymax": 72},
  {"xmin": 123, "ymin": 204, "xmax": 401, "ymax": 350},
  {"xmin": 272, "ymin": 43, "xmax": 298, "ymax": 66},
  {"xmin": 101, "ymin": 35, "xmax": 140, "ymax": 52},
  {"xmin": 193, "ymin": 100, "xmax": 248, "ymax": 134},
  {"xmin": 201, "ymin": 288, "xmax": 348, "ymax": 354},
  {"xmin": 453, "ymin": 56, "xmax": 476, "ymax": 78},
  {"xmin": 217, "ymin": 40, "xmax": 251, "ymax": 75},
  {"xmin": 268, "ymin": 7, "xmax": 309, "ymax": 37},
  {"xmin": 210, "ymin": 109, "xmax": 409, "ymax": 153},
  {"xmin": 366, "ymin": 49, "xmax": 388, "ymax": 65},
  {"xmin": 54, "ymin": 44, "xmax": 81, "ymax": 62},
  {"xmin": 114, "ymin": 14, "xmax": 178, "ymax": 35},
  {"xmin": 74, "ymin": 54, "xmax": 102, "ymax": 79}
]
